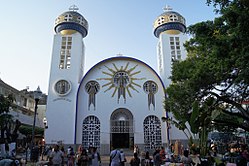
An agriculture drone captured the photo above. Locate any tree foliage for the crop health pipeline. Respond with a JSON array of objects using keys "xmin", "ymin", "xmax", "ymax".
[
  {"xmin": 165, "ymin": 0, "xmax": 249, "ymax": 152},
  {"xmin": 19, "ymin": 125, "xmax": 44, "ymax": 136},
  {"xmin": 0, "ymin": 94, "xmax": 21, "ymax": 143}
]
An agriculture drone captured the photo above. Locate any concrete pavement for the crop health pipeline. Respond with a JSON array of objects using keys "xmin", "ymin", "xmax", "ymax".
[
  {"xmin": 100, "ymin": 155, "xmax": 133, "ymax": 166},
  {"xmin": 29, "ymin": 154, "xmax": 134, "ymax": 166}
]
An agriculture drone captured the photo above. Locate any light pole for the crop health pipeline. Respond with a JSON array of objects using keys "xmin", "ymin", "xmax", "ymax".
[
  {"xmin": 31, "ymin": 86, "xmax": 42, "ymax": 162},
  {"xmin": 42, "ymin": 117, "xmax": 48, "ymax": 161}
]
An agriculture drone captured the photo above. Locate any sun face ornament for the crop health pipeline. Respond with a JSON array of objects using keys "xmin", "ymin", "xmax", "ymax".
[{"xmin": 97, "ymin": 62, "xmax": 146, "ymax": 103}]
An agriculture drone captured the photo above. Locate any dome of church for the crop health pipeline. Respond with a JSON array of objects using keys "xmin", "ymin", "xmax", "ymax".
[
  {"xmin": 54, "ymin": 8, "xmax": 88, "ymax": 38},
  {"xmin": 153, "ymin": 6, "xmax": 186, "ymax": 37}
]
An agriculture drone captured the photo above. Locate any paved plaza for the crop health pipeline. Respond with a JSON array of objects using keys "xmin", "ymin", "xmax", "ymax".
[
  {"xmin": 27, "ymin": 155, "xmax": 133, "ymax": 166},
  {"xmin": 25, "ymin": 149, "xmax": 135, "ymax": 166}
]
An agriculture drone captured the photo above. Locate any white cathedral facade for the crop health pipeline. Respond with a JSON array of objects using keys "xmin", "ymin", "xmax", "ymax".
[{"xmin": 45, "ymin": 6, "xmax": 188, "ymax": 154}]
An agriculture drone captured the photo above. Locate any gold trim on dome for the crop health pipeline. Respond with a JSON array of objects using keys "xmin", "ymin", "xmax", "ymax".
[
  {"xmin": 60, "ymin": 30, "xmax": 77, "ymax": 35},
  {"xmin": 164, "ymin": 30, "xmax": 180, "ymax": 35}
]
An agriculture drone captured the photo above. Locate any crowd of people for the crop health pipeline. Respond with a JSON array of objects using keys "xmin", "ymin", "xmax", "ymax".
[
  {"xmin": 110, "ymin": 145, "xmax": 187, "ymax": 166},
  {"xmin": 43, "ymin": 144, "xmax": 183, "ymax": 166},
  {"xmin": 43, "ymin": 145, "xmax": 101, "ymax": 166},
  {"xmin": 2, "ymin": 141, "xmax": 249, "ymax": 166},
  {"xmin": 110, "ymin": 143, "xmax": 249, "ymax": 166}
]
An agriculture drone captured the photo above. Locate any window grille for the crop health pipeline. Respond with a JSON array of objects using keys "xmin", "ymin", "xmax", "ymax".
[
  {"xmin": 143, "ymin": 115, "xmax": 162, "ymax": 150},
  {"xmin": 59, "ymin": 36, "xmax": 72, "ymax": 69},
  {"xmin": 82, "ymin": 116, "xmax": 100, "ymax": 148}
]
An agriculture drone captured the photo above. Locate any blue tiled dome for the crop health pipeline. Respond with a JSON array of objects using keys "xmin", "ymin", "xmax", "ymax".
[
  {"xmin": 54, "ymin": 11, "xmax": 88, "ymax": 38},
  {"xmin": 154, "ymin": 7, "xmax": 186, "ymax": 37}
]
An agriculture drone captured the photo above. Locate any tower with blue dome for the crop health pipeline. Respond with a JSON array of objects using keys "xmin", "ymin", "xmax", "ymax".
[
  {"xmin": 45, "ymin": 5, "xmax": 89, "ymax": 145},
  {"xmin": 54, "ymin": 6, "xmax": 88, "ymax": 38},
  {"xmin": 154, "ymin": 6, "xmax": 189, "ymax": 144},
  {"xmin": 154, "ymin": 6, "xmax": 188, "ymax": 88}
]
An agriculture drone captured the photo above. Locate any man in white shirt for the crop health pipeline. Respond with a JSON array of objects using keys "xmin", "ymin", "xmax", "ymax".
[
  {"xmin": 50, "ymin": 145, "xmax": 64, "ymax": 166},
  {"xmin": 110, "ymin": 147, "xmax": 121, "ymax": 166}
]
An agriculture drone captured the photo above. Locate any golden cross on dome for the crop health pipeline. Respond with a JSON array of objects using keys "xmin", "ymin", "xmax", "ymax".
[
  {"xmin": 69, "ymin": 5, "xmax": 79, "ymax": 11},
  {"xmin": 163, "ymin": 5, "xmax": 172, "ymax": 11}
]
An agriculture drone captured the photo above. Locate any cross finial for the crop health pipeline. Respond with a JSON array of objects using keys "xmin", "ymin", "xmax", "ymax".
[
  {"xmin": 116, "ymin": 53, "xmax": 123, "ymax": 57},
  {"xmin": 69, "ymin": 5, "xmax": 79, "ymax": 12},
  {"xmin": 163, "ymin": 5, "xmax": 172, "ymax": 12}
]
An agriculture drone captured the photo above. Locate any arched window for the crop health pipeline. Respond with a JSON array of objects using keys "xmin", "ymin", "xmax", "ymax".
[
  {"xmin": 82, "ymin": 116, "xmax": 100, "ymax": 148},
  {"xmin": 143, "ymin": 115, "xmax": 162, "ymax": 150}
]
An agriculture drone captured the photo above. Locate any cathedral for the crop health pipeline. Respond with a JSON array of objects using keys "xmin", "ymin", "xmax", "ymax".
[{"xmin": 45, "ymin": 5, "xmax": 188, "ymax": 154}]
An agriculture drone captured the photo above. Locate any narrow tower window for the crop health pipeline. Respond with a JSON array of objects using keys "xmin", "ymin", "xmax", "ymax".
[
  {"xmin": 169, "ymin": 37, "xmax": 181, "ymax": 61},
  {"xmin": 59, "ymin": 37, "xmax": 72, "ymax": 69}
]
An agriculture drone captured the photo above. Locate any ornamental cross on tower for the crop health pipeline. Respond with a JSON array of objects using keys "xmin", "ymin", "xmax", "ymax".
[
  {"xmin": 116, "ymin": 53, "xmax": 123, "ymax": 57},
  {"xmin": 163, "ymin": 5, "xmax": 172, "ymax": 12},
  {"xmin": 69, "ymin": 5, "xmax": 79, "ymax": 12}
]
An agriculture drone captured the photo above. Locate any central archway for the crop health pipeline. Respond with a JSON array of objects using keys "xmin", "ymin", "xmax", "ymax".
[{"xmin": 110, "ymin": 108, "xmax": 134, "ymax": 149}]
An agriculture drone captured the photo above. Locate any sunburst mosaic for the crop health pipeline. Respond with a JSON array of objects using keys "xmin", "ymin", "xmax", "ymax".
[{"xmin": 97, "ymin": 62, "xmax": 146, "ymax": 103}]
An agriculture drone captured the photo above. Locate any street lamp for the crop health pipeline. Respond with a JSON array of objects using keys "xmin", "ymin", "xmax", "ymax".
[
  {"xmin": 31, "ymin": 86, "xmax": 42, "ymax": 161},
  {"xmin": 43, "ymin": 117, "xmax": 48, "ymax": 129}
]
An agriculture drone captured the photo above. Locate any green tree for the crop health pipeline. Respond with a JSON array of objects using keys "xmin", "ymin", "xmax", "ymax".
[
  {"xmin": 0, "ymin": 94, "xmax": 21, "ymax": 143},
  {"xmin": 165, "ymin": 0, "xmax": 249, "ymax": 155},
  {"xmin": 19, "ymin": 125, "xmax": 44, "ymax": 137}
]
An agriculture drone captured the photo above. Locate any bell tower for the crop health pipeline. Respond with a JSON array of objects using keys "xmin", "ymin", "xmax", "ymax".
[
  {"xmin": 154, "ymin": 6, "xmax": 189, "ymax": 143},
  {"xmin": 154, "ymin": 6, "xmax": 188, "ymax": 87},
  {"xmin": 45, "ymin": 5, "xmax": 88, "ymax": 145}
]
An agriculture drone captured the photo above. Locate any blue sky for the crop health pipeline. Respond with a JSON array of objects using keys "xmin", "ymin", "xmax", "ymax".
[{"xmin": 0, "ymin": 1, "xmax": 217, "ymax": 94}]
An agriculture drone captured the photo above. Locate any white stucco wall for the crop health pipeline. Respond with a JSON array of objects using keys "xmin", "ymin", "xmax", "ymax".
[
  {"xmin": 157, "ymin": 32, "xmax": 189, "ymax": 142},
  {"xmin": 76, "ymin": 56, "xmax": 167, "ymax": 148},
  {"xmin": 45, "ymin": 32, "xmax": 85, "ymax": 145},
  {"xmin": 158, "ymin": 32, "xmax": 188, "ymax": 88}
]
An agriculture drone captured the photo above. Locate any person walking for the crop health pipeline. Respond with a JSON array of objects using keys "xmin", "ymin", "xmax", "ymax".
[
  {"xmin": 159, "ymin": 146, "xmax": 166, "ymax": 165},
  {"xmin": 153, "ymin": 148, "xmax": 161, "ymax": 166},
  {"xmin": 141, "ymin": 151, "xmax": 153, "ymax": 166},
  {"xmin": 91, "ymin": 147, "xmax": 101, "ymax": 166},
  {"xmin": 130, "ymin": 152, "xmax": 140, "ymax": 166},
  {"xmin": 60, "ymin": 146, "xmax": 66, "ymax": 166},
  {"xmin": 190, "ymin": 150, "xmax": 201, "ymax": 166},
  {"xmin": 76, "ymin": 148, "xmax": 89, "ymax": 166},
  {"xmin": 141, "ymin": 152, "xmax": 146, "ymax": 166},
  {"xmin": 134, "ymin": 145, "xmax": 140, "ymax": 156},
  {"xmin": 120, "ymin": 149, "xmax": 127, "ymax": 166},
  {"xmin": 46, "ymin": 146, "xmax": 52, "ymax": 161},
  {"xmin": 67, "ymin": 147, "xmax": 75, "ymax": 166},
  {"xmin": 180, "ymin": 149, "xmax": 193, "ymax": 166},
  {"xmin": 110, "ymin": 147, "xmax": 121, "ymax": 166},
  {"xmin": 50, "ymin": 145, "xmax": 64, "ymax": 166}
]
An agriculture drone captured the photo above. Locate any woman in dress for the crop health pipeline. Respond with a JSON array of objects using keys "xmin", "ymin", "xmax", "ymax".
[
  {"xmin": 91, "ymin": 147, "xmax": 101, "ymax": 166},
  {"xmin": 77, "ymin": 148, "xmax": 89, "ymax": 166}
]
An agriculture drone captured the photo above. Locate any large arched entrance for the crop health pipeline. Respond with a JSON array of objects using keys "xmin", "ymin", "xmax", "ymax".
[{"xmin": 110, "ymin": 108, "xmax": 133, "ymax": 149}]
